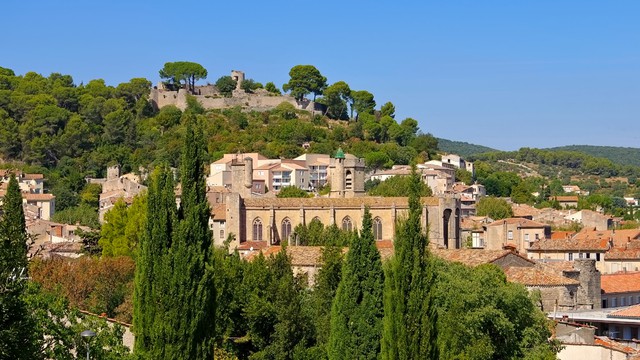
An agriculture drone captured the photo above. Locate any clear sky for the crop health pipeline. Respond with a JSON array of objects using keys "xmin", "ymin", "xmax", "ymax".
[{"xmin": 3, "ymin": 1, "xmax": 639, "ymax": 151}]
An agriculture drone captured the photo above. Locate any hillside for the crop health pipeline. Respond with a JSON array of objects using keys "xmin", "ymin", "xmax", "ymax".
[
  {"xmin": 436, "ymin": 138, "xmax": 497, "ymax": 157},
  {"xmin": 547, "ymin": 145, "xmax": 640, "ymax": 167}
]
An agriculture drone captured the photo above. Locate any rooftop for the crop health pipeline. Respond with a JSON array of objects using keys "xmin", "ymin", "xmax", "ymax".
[
  {"xmin": 243, "ymin": 196, "xmax": 441, "ymax": 208},
  {"xmin": 601, "ymin": 272, "xmax": 640, "ymax": 294}
]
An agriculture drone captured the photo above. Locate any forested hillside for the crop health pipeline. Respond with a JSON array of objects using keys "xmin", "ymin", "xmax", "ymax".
[
  {"xmin": 436, "ymin": 137, "xmax": 496, "ymax": 157},
  {"xmin": 548, "ymin": 145, "xmax": 640, "ymax": 167},
  {"xmin": 0, "ymin": 65, "xmax": 438, "ymax": 216}
]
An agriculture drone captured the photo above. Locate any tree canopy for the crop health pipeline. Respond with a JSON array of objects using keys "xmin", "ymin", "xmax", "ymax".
[
  {"xmin": 159, "ymin": 61, "xmax": 208, "ymax": 93},
  {"xmin": 282, "ymin": 65, "xmax": 327, "ymax": 101}
]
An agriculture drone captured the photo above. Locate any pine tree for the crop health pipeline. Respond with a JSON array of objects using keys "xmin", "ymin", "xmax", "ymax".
[
  {"xmin": 0, "ymin": 174, "xmax": 39, "ymax": 359},
  {"xmin": 133, "ymin": 115, "xmax": 215, "ymax": 359},
  {"xmin": 328, "ymin": 207, "xmax": 384, "ymax": 360},
  {"xmin": 381, "ymin": 167, "xmax": 438, "ymax": 360}
]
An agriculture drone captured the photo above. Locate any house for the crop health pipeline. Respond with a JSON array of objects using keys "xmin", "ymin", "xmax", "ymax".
[
  {"xmin": 98, "ymin": 165, "xmax": 147, "ymax": 223},
  {"xmin": 433, "ymin": 249, "xmax": 600, "ymax": 311},
  {"xmin": 565, "ymin": 209, "xmax": 613, "ymax": 231},
  {"xmin": 460, "ymin": 216, "xmax": 493, "ymax": 248},
  {"xmin": 440, "ymin": 153, "xmax": 475, "ymax": 176},
  {"xmin": 551, "ymin": 196, "xmax": 579, "ymax": 209},
  {"xmin": 527, "ymin": 236, "xmax": 609, "ymax": 269},
  {"xmin": 601, "ymin": 272, "xmax": 640, "ymax": 308},
  {"xmin": 550, "ymin": 304, "xmax": 640, "ymax": 342},
  {"xmin": 554, "ymin": 321, "xmax": 640, "ymax": 360},
  {"xmin": 562, "ymin": 185, "xmax": 585, "ymax": 195},
  {"xmin": 484, "ymin": 218, "xmax": 551, "ymax": 252}
]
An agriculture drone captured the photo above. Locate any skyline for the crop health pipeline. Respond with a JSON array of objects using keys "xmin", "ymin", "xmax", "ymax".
[{"xmin": 2, "ymin": 0, "xmax": 639, "ymax": 151}]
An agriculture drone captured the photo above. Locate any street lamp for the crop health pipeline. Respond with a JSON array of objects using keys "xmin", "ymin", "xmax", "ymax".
[{"xmin": 80, "ymin": 330, "xmax": 96, "ymax": 360}]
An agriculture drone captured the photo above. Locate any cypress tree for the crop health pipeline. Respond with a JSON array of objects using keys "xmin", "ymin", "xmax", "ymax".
[
  {"xmin": 133, "ymin": 115, "xmax": 215, "ymax": 359},
  {"xmin": 0, "ymin": 174, "xmax": 39, "ymax": 359},
  {"xmin": 133, "ymin": 166, "xmax": 175, "ymax": 357},
  {"xmin": 381, "ymin": 167, "xmax": 438, "ymax": 360},
  {"xmin": 328, "ymin": 207, "xmax": 384, "ymax": 360}
]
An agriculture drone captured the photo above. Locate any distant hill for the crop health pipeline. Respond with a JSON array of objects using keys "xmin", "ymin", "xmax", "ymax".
[
  {"xmin": 436, "ymin": 138, "xmax": 497, "ymax": 157},
  {"xmin": 547, "ymin": 145, "xmax": 640, "ymax": 167}
]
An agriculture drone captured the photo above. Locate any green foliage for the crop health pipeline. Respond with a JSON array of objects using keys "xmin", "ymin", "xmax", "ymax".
[
  {"xmin": 350, "ymin": 90, "xmax": 375, "ymax": 120},
  {"xmin": 241, "ymin": 78, "xmax": 262, "ymax": 93},
  {"xmin": 549, "ymin": 145, "xmax": 640, "ymax": 167},
  {"xmin": 51, "ymin": 204, "xmax": 100, "ymax": 229},
  {"xmin": 328, "ymin": 208, "xmax": 384, "ymax": 360},
  {"xmin": 159, "ymin": 61, "xmax": 207, "ymax": 93},
  {"xmin": 433, "ymin": 260, "xmax": 559, "ymax": 359},
  {"xmin": 380, "ymin": 102, "xmax": 395, "ymax": 118},
  {"xmin": 319, "ymin": 81, "xmax": 351, "ymax": 120},
  {"xmin": 133, "ymin": 117, "xmax": 214, "ymax": 359},
  {"xmin": 436, "ymin": 138, "xmax": 496, "ymax": 157},
  {"xmin": 293, "ymin": 220, "xmax": 353, "ymax": 247},
  {"xmin": 100, "ymin": 194, "xmax": 147, "ymax": 258},
  {"xmin": 264, "ymin": 82, "xmax": 282, "ymax": 95},
  {"xmin": 0, "ymin": 175, "xmax": 39, "ymax": 359},
  {"xmin": 476, "ymin": 196, "xmax": 514, "ymax": 220},
  {"xmin": 277, "ymin": 186, "xmax": 310, "ymax": 198},
  {"xmin": 368, "ymin": 175, "xmax": 432, "ymax": 197},
  {"xmin": 382, "ymin": 167, "xmax": 438, "ymax": 360},
  {"xmin": 283, "ymin": 65, "xmax": 327, "ymax": 101},
  {"xmin": 311, "ymin": 246, "xmax": 344, "ymax": 349},
  {"xmin": 455, "ymin": 168, "xmax": 473, "ymax": 185},
  {"xmin": 216, "ymin": 76, "xmax": 237, "ymax": 97}
]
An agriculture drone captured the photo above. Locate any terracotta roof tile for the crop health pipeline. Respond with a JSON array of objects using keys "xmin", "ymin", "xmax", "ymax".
[
  {"xmin": 237, "ymin": 241, "xmax": 269, "ymax": 251},
  {"xmin": 551, "ymin": 231, "xmax": 575, "ymax": 240},
  {"xmin": 605, "ymin": 248, "xmax": 640, "ymax": 260},
  {"xmin": 431, "ymin": 248, "xmax": 534, "ymax": 267},
  {"xmin": 528, "ymin": 237, "xmax": 609, "ymax": 251},
  {"xmin": 503, "ymin": 266, "xmax": 580, "ymax": 286},
  {"xmin": 552, "ymin": 196, "xmax": 579, "ymax": 202},
  {"xmin": 210, "ymin": 204, "xmax": 226, "ymax": 221},
  {"xmin": 601, "ymin": 272, "xmax": 640, "ymax": 294},
  {"xmin": 608, "ymin": 304, "xmax": 640, "ymax": 319},
  {"xmin": 512, "ymin": 204, "xmax": 542, "ymax": 218},
  {"xmin": 23, "ymin": 193, "xmax": 55, "ymax": 201},
  {"xmin": 486, "ymin": 218, "xmax": 548, "ymax": 228},
  {"xmin": 593, "ymin": 336, "xmax": 639, "ymax": 354}
]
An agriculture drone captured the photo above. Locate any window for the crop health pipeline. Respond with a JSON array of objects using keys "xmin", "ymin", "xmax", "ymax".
[
  {"xmin": 472, "ymin": 233, "xmax": 484, "ymax": 248},
  {"xmin": 612, "ymin": 298, "xmax": 617, "ymax": 307},
  {"xmin": 281, "ymin": 218, "xmax": 292, "ymax": 242},
  {"xmin": 524, "ymin": 233, "xmax": 529, "ymax": 241},
  {"xmin": 253, "ymin": 218, "xmax": 263, "ymax": 241},
  {"xmin": 579, "ymin": 253, "xmax": 584, "ymax": 259},
  {"xmin": 596, "ymin": 253, "xmax": 601, "ymax": 261},
  {"xmin": 507, "ymin": 230, "xmax": 513, "ymax": 240},
  {"xmin": 535, "ymin": 233, "xmax": 540, "ymax": 240},
  {"xmin": 373, "ymin": 217, "xmax": 383, "ymax": 240},
  {"xmin": 568, "ymin": 253, "xmax": 573, "ymax": 261},
  {"xmin": 342, "ymin": 216, "xmax": 353, "ymax": 232},
  {"xmin": 621, "ymin": 297, "xmax": 626, "ymax": 306},
  {"xmin": 311, "ymin": 216, "xmax": 321, "ymax": 223},
  {"xmin": 220, "ymin": 230, "xmax": 225, "ymax": 239}
]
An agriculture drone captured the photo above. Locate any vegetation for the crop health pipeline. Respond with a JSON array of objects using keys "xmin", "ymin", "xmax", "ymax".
[
  {"xmin": 159, "ymin": 61, "xmax": 207, "ymax": 93},
  {"xmin": 382, "ymin": 168, "xmax": 438, "ymax": 359},
  {"xmin": 476, "ymin": 196, "xmax": 514, "ymax": 220},
  {"xmin": 436, "ymin": 138, "xmax": 497, "ymax": 157},
  {"xmin": 283, "ymin": 65, "xmax": 327, "ymax": 101},
  {"xmin": 367, "ymin": 175, "xmax": 432, "ymax": 197},
  {"xmin": 549, "ymin": 145, "xmax": 640, "ymax": 167},
  {"xmin": 276, "ymin": 186, "xmax": 311, "ymax": 198},
  {"xmin": 216, "ymin": 76, "xmax": 237, "ymax": 97}
]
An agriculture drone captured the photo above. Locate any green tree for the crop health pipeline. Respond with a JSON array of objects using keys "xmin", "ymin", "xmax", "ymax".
[
  {"xmin": 159, "ymin": 62, "xmax": 208, "ymax": 93},
  {"xmin": 351, "ymin": 90, "xmax": 375, "ymax": 120},
  {"xmin": 311, "ymin": 246, "xmax": 344, "ymax": 349},
  {"xmin": 215, "ymin": 76, "xmax": 237, "ymax": 97},
  {"xmin": 380, "ymin": 101, "xmax": 396, "ymax": 118},
  {"xmin": 264, "ymin": 82, "xmax": 282, "ymax": 95},
  {"xmin": 328, "ymin": 207, "xmax": 384, "ymax": 360},
  {"xmin": 240, "ymin": 78, "xmax": 262, "ymax": 93},
  {"xmin": 382, "ymin": 167, "xmax": 438, "ymax": 360},
  {"xmin": 320, "ymin": 81, "xmax": 351, "ymax": 120},
  {"xmin": 277, "ymin": 186, "xmax": 310, "ymax": 198},
  {"xmin": 368, "ymin": 175, "xmax": 432, "ymax": 197},
  {"xmin": 134, "ymin": 116, "xmax": 215, "ymax": 359},
  {"xmin": 283, "ymin": 65, "xmax": 327, "ymax": 101},
  {"xmin": 0, "ymin": 175, "xmax": 39, "ymax": 359},
  {"xmin": 476, "ymin": 196, "xmax": 514, "ymax": 220}
]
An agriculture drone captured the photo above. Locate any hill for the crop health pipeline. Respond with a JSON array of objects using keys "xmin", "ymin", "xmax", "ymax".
[
  {"xmin": 436, "ymin": 138, "xmax": 497, "ymax": 157},
  {"xmin": 547, "ymin": 145, "xmax": 640, "ymax": 167}
]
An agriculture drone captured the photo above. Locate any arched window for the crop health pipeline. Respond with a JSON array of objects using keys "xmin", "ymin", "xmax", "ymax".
[
  {"xmin": 373, "ymin": 217, "xmax": 383, "ymax": 240},
  {"xmin": 253, "ymin": 218, "xmax": 263, "ymax": 241},
  {"xmin": 345, "ymin": 170, "xmax": 353, "ymax": 190},
  {"xmin": 342, "ymin": 216, "xmax": 353, "ymax": 232},
  {"xmin": 281, "ymin": 218, "xmax": 292, "ymax": 242},
  {"xmin": 311, "ymin": 216, "xmax": 322, "ymax": 223}
]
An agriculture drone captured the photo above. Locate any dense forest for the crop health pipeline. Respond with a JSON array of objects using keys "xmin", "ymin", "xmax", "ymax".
[
  {"xmin": 547, "ymin": 145, "xmax": 640, "ymax": 167},
  {"xmin": 436, "ymin": 137, "xmax": 497, "ymax": 157}
]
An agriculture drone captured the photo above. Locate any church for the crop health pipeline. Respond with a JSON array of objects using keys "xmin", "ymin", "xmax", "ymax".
[{"xmin": 209, "ymin": 151, "xmax": 462, "ymax": 252}]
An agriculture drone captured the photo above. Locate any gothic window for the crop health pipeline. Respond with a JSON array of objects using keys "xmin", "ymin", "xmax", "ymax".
[
  {"xmin": 345, "ymin": 170, "xmax": 353, "ymax": 190},
  {"xmin": 253, "ymin": 218, "xmax": 263, "ymax": 241},
  {"xmin": 373, "ymin": 217, "xmax": 383, "ymax": 240},
  {"xmin": 281, "ymin": 218, "xmax": 292, "ymax": 242},
  {"xmin": 342, "ymin": 216, "xmax": 353, "ymax": 232}
]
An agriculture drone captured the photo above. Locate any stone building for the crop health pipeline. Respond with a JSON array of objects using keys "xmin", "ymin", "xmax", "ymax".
[{"xmin": 98, "ymin": 165, "xmax": 147, "ymax": 222}]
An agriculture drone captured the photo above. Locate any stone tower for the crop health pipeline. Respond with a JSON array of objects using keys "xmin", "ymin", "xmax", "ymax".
[
  {"xmin": 231, "ymin": 70, "xmax": 245, "ymax": 90},
  {"xmin": 230, "ymin": 154, "xmax": 253, "ymax": 198},
  {"xmin": 329, "ymin": 148, "xmax": 365, "ymax": 198},
  {"xmin": 106, "ymin": 164, "xmax": 121, "ymax": 181}
]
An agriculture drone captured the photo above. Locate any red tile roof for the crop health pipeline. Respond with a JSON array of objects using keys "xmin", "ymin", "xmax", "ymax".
[
  {"xmin": 605, "ymin": 248, "xmax": 640, "ymax": 260},
  {"xmin": 528, "ymin": 237, "xmax": 609, "ymax": 252},
  {"xmin": 431, "ymin": 248, "xmax": 534, "ymax": 267},
  {"xmin": 573, "ymin": 229, "xmax": 640, "ymax": 247},
  {"xmin": 486, "ymin": 218, "xmax": 548, "ymax": 228},
  {"xmin": 237, "ymin": 241, "xmax": 269, "ymax": 251},
  {"xmin": 210, "ymin": 204, "xmax": 226, "ymax": 221},
  {"xmin": 503, "ymin": 266, "xmax": 580, "ymax": 286},
  {"xmin": 551, "ymin": 196, "xmax": 579, "ymax": 202},
  {"xmin": 601, "ymin": 272, "xmax": 640, "ymax": 294},
  {"xmin": 608, "ymin": 304, "xmax": 640, "ymax": 319},
  {"xmin": 593, "ymin": 336, "xmax": 638, "ymax": 355},
  {"xmin": 551, "ymin": 231, "xmax": 575, "ymax": 240}
]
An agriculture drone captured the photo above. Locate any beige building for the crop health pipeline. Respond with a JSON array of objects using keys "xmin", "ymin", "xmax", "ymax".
[
  {"xmin": 98, "ymin": 165, "xmax": 147, "ymax": 222},
  {"xmin": 483, "ymin": 218, "xmax": 551, "ymax": 252}
]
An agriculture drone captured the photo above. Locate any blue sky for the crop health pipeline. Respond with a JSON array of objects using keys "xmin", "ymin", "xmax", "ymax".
[{"xmin": 2, "ymin": 1, "xmax": 639, "ymax": 150}]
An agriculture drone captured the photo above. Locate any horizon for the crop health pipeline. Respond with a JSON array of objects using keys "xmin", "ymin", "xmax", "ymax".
[{"xmin": 2, "ymin": 1, "xmax": 639, "ymax": 151}]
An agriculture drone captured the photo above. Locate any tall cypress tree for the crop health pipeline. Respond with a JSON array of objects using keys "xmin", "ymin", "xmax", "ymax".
[
  {"xmin": 163, "ymin": 114, "xmax": 215, "ymax": 359},
  {"xmin": 133, "ymin": 166, "xmax": 175, "ymax": 357},
  {"xmin": 381, "ymin": 167, "xmax": 438, "ymax": 360},
  {"xmin": 328, "ymin": 207, "xmax": 384, "ymax": 360},
  {"xmin": 133, "ymin": 115, "xmax": 215, "ymax": 359},
  {"xmin": 0, "ymin": 174, "xmax": 38, "ymax": 359}
]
